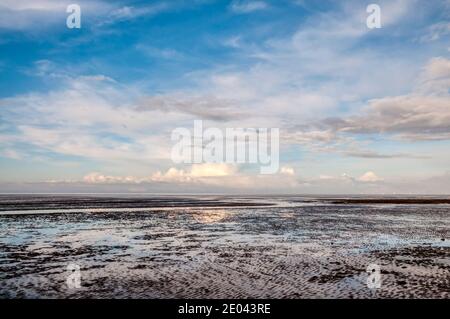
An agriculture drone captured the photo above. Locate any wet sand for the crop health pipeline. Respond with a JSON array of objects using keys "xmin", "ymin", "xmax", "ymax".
[
  {"xmin": 0, "ymin": 195, "xmax": 448, "ymax": 299},
  {"xmin": 0, "ymin": 195, "xmax": 274, "ymax": 212},
  {"xmin": 322, "ymin": 198, "xmax": 450, "ymax": 205}
]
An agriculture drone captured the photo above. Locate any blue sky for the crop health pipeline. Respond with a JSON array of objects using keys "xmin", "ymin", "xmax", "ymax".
[{"xmin": 0, "ymin": 0, "xmax": 449, "ymax": 194}]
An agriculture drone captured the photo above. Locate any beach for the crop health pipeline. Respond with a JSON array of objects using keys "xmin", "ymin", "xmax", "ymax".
[{"xmin": 0, "ymin": 195, "xmax": 448, "ymax": 299}]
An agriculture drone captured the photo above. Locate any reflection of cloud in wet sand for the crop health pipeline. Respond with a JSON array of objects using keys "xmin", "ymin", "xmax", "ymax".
[
  {"xmin": 192, "ymin": 210, "xmax": 230, "ymax": 224},
  {"xmin": 57, "ymin": 229, "xmax": 129, "ymax": 248}
]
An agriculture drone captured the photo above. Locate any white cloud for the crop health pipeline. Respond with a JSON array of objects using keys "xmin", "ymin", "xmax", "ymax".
[
  {"xmin": 0, "ymin": 0, "xmax": 67, "ymax": 11},
  {"xmin": 151, "ymin": 164, "xmax": 238, "ymax": 183},
  {"xmin": 83, "ymin": 164, "xmax": 238, "ymax": 185},
  {"xmin": 5, "ymin": 170, "xmax": 450, "ymax": 194},
  {"xmin": 97, "ymin": 3, "xmax": 170, "ymax": 26},
  {"xmin": 418, "ymin": 56, "xmax": 450, "ymax": 94},
  {"xmin": 190, "ymin": 163, "xmax": 237, "ymax": 177},
  {"xmin": 230, "ymin": 1, "xmax": 268, "ymax": 14},
  {"xmin": 0, "ymin": 0, "xmax": 171, "ymax": 31},
  {"xmin": 280, "ymin": 166, "xmax": 295, "ymax": 176},
  {"xmin": 83, "ymin": 172, "xmax": 141, "ymax": 184},
  {"xmin": 288, "ymin": 57, "xmax": 450, "ymax": 143},
  {"xmin": 0, "ymin": 74, "xmax": 176, "ymax": 165},
  {"xmin": 358, "ymin": 171, "xmax": 383, "ymax": 183}
]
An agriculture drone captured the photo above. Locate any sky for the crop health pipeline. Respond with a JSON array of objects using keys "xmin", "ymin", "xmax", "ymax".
[{"xmin": 0, "ymin": 0, "xmax": 449, "ymax": 194}]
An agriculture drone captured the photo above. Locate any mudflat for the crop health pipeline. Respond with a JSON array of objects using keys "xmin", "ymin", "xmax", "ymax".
[{"xmin": 0, "ymin": 195, "xmax": 448, "ymax": 298}]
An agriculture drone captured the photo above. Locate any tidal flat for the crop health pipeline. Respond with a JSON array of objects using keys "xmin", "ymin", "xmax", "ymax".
[{"xmin": 0, "ymin": 195, "xmax": 448, "ymax": 298}]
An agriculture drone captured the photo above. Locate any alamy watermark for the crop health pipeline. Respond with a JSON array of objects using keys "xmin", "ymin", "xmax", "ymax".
[
  {"xmin": 66, "ymin": 263, "xmax": 81, "ymax": 289},
  {"xmin": 66, "ymin": 4, "xmax": 81, "ymax": 29},
  {"xmin": 366, "ymin": 263, "xmax": 382, "ymax": 289},
  {"xmin": 66, "ymin": 4, "xmax": 379, "ymax": 30},
  {"xmin": 171, "ymin": 120, "xmax": 279, "ymax": 174},
  {"xmin": 366, "ymin": 4, "xmax": 381, "ymax": 29}
]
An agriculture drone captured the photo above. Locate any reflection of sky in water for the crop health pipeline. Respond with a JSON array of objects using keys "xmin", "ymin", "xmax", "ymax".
[
  {"xmin": 1, "ymin": 205, "xmax": 447, "ymax": 251},
  {"xmin": 191, "ymin": 210, "xmax": 230, "ymax": 224},
  {"xmin": 0, "ymin": 201, "xmax": 448, "ymax": 299}
]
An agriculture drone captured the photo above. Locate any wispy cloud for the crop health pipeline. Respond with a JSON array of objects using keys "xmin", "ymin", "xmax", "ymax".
[
  {"xmin": 230, "ymin": 1, "xmax": 268, "ymax": 14},
  {"xmin": 135, "ymin": 94, "xmax": 245, "ymax": 122},
  {"xmin": 0, "ymin": 0, "xmax": 111, "ymax": 30},
  {"xmin": 96, "ymin": 3, "xmax": 171, "ymax": 26},
  {"xmin": 0, "ymin": 0, "xmax": 172, "ymax": 31}
]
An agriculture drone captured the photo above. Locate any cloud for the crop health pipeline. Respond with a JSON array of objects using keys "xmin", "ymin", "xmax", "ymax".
[
  {"xmin": 342, "ymin": 95, "xmax": 450, "ymax": 140},
  {"xmin": 0, "ymin": 0, "xmax": 171, "ymax": 31},
  {"xmin": 418, "ymin": 57, "xmax": 450, "ymax": 95},
  {"xmin": 79, "ymin": 163, "xmax": 297, "ymax": 189},
  {"xmin": 223, "ymin": 36, "xmax": 242, "ymax": 48},
  {"xmin": 284, "ymin": 130, "xmax": 340, "ymax": 144},
  {"xmin": 419, "ymin": 22, "xmax": 450, "ymax": 42},
  {"xmin": 341, "ymin": 150, "xmax": 429, "ymax": 159},
  {"xmin": 0, "ymin": 74, "xmax": 175, "ymax": 165},
  {"xmin": 358, "ymin": 171, "xmax": 383, "ymax": 183},
  {"xmin": 193, "ymin": 0, "xmax": 426, "ymax": 134},
  {"xmin": 135, "ymin": 94, "xmax": 245, "ymax": 122},
  {"xmin": 4, "ymin": 170, "xmax": 450, "ymax": 194},
  {"xmin": 97, "ymin": 3, "xmax": 170, "ymax": 26},
  {"xmin": 0, "ymin": 0, "xmax": 67, "ymax": 11},
  {"xmin": 0, "ymin": 149, "xmax": 22, "ymax": 160},
  {"xmin": 1, "ymin": 1, "xmax": 449, "ymax": 194},
  {"xmin": 280, "ymin": 166, "xmax": 295, "ymax": 175},
  {"xmin": 83, "ymin": 172, "xmax": 141, "ymax": 184},
  {"xmin": 83, "ymin": 164, "xmax": 237, "ymax": 185},
  {"xmin": 151, "ymin": 164, "xmax": 238, "ymax": 183},
  {"xmin": 288, "ymin": 57, "xmax": 450, "ymax": 143},
  {"xmin": 230, "ymin": 1, "xmax": 268, "ymax": 14},
  {"xmin": 190, "ymin": 163, "xmax": 237, "ymax": 177},
  {"xmin": 310, "ymin": 171, "xmax": 384, "ymax": 187},
  {"xmin": 75, "ymin": 163, "xmax": 303, "ymax": 193},
  {"xmin": 0, "ymin": 0, "xmax": 112, "ymax": 30},
  {"xmin": 135, "ymin": 44, "xmax": 183, "ymax": 60}
]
